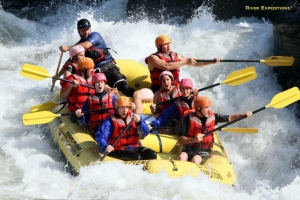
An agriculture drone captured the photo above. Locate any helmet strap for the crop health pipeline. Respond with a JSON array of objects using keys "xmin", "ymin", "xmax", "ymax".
[{"xmin": 196, "ymin": 107, "xmax": 204, "ymax": 117}]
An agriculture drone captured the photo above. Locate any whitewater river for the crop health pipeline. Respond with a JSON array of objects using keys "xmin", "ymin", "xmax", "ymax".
[{"xmin": 1, "ymin": 1, "xmax": 300, "ymax": 199}]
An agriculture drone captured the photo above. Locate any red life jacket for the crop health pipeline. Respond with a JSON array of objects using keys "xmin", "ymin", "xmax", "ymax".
[
  {"xmin": 67, "ymin": 74, "xmax": 93, "ymax": 112},
  {"xmin": 62, "ymin": 59, "xmax": 78, "ymax": 74},
  {"xmin": 109, "ymin": 110, "xmax": 140, "ymax": 151},
  {"xmin": 158, "ymin": 85, "xmax": 181, "ymax": 114},
  {"xmin": 88, "ymin": 92, "xmax": 116, "ymax": 130},
  {"xmin": 86, "ymin": 46, "xmax": 106, "ymax": 63},
  {"xmin": 175, "ymin": 99, "xmax": 194, "ymax": 119},
  {"xmin": 146, "ymin": 51, "xmax": 180, "ymax": 87},
  {"xmin": 186, "ymin": 111, "xmax": 215, "ymax": 149}
]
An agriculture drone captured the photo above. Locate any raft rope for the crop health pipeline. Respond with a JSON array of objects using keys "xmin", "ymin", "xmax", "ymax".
[
  {"xmin": 169, "ymin": 158, "xmax": 178, "ymax": 171},
  {"xmin": 152, "ymin": 129, "xmax": 163, "ymax": 153}
]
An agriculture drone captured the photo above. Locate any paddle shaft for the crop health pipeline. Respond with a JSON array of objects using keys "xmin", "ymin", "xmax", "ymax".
[
  {"xmin": 153, "ymin": 127, "xmax": 178, "ymax": 130},
  {"xmin": 152, "ymin": 127, "xmax": 258, "ymax": 133},
  {"xmin": 100, "ymin": 118, "xmax": 135, "ymax": 161},
  {"xmin": 196, "ymin": 59, "xmax": 262, "ymax": 62},
  {"xmin": 196, "ymin": 57, "xmax": 294, "ymax": 67},
  {"xmin": 50, "ymin": 52, "xmax": 63, "ymax": 92},
  {"xmin": 198, "ymin": 83, "xmax": 221, "ymax": 91},
  {"xmin": 61, "ymin": 107, "xmax": 115, "ymax": 116},
  {"xmin": 52, "ymin": 76, "xmax": 94, "ymax": 89},
  {"xmin": 204, "ymin": 106, "xmax": 266, "ymax": 137}
]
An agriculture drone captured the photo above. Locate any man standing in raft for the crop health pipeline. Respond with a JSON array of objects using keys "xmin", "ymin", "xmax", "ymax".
[
  {"xmin": 133, "ymin": 34, "xmax": 222, "ymax": 113},
  {"xmin": 178, "ymin": 96, "xmax": 252, "ymax": 165},
  {"xmin": 60, "ymin": 19, "xmax": 135, "ymax": 97},
  {"xmin": 96, "ymin": 96, "xmax": 157, "ymax": 161}
]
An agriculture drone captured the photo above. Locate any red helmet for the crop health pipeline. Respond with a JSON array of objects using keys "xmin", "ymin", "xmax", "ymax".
[
  {"xmin": 92, "ymin": 73, "xmax": 107, "ymax": 84},
  {"xmin": 194, "ymin": 96, "xmax": 212, "ymax": 109},
  {"xmin": 180, "ymin": 78, "xmax": 193, "ymax": 89},
  {"xmin": 69, "ymin": 45, "xmax": 85, "ymax": 59},
  {"xmin": 155, "ymin": 34, "xmax": 171, "ymax": 48},
  {"xmin": 159, "ymin": 71, "xmax": 174, "ymax": 85}
]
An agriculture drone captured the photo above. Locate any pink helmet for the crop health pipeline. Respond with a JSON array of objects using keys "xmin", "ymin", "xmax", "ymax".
[
  {"xmin": 69, "ymin": 45, "xmax": 85, "ymax": 59},
  {"xmin": 180, "ymin": 78, "xmax": 193, "ymax": 88},
  {"xmin": 159, "ymin": 71, "xmax": 174, "ymax": 85},
  {"xmin": 92, "ymin": 73, "xmax": 107, "ymax": 84}
]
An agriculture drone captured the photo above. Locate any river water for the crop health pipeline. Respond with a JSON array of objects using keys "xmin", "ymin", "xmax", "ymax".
[{"xmin": 0, "ymin": 1, "xmax": 300, "ymax": 199}]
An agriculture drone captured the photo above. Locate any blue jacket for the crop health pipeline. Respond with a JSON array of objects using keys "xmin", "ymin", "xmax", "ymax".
[
  {"xmin": 79, "ymin": 91, "xmax": 118, "ymax": 125},
  {"xmin": 150, "ymin": 98, "xmax": 193, "ymax": 127},
  {"xmin": 95, "ymin": 114, "xmax": 150, "ymax": 153}
]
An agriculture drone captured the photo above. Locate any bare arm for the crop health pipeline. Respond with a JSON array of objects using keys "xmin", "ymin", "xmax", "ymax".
[
  {"xmin": 77, "ymin": 41, "xmax": 92, "ymax": 50},
  {"xmin": 153, "ymin": 91, "xmax": 160, "ymax": 104},
  {"xmin": 150, "ymin": 91, "xmax": 160, "ymax": 114},
  {"xmin": 193, "ymin": 57, "xmax": 222, "ymax": 67},
  {"xmin": 178, "ymin": 53, "xmax": 222, "ymax": 67},
  {"xmin": 229, "ymin": 111, "xmax": 253, "ymax": 122},
  {"xmin": 148, "ymin": 54, "xmax": 191, "ymax": 71},
  {"xmin": 59, "ymin": 41, "xmax": 92, "ymax": 52}
]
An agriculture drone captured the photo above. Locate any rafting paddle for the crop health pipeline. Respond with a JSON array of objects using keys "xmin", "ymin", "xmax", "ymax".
[
  {"xmin": 20, "ymin": 63, "xmax": 94, "ymax": 89},
  {"xmin": 197, "ymin": 66, "xmax": 257, "ymax": 91},
  {"xmin": 23, "ymin": 108, "xmax": 115, "ymax": 125},
  {"xmin": 50, "ymin": 52, "xmax": 63, "ymax": 92},
  {"xmin": 152, "ymin": 127, "xmax": 258, "ymax": 134},
  {"xmin": 157, "ymin": 66, "xmax": 257, "ymax": 106},
  {"xmin": 29, "ymin": 102, "xmax": 64, "ymax": 113},
  {"xmin": 220, "ymin": 127, "xmax": 258, "ymax": 133},
  {"xmin": 196, "ymin": 56, "xmax": 294, "ymax": 67},
  {"xmin": 203, "ymin": 86, "xmax": 300, "ymax": 137},
  {"xmin": 100, "ymin": 117, "xmax": 135, "ymax": 162}
]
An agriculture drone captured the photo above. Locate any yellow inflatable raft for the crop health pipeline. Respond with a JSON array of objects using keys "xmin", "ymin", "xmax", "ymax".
[{"xmin": 46, "ymin": 59, "xmax": 236, "ymax": 185}]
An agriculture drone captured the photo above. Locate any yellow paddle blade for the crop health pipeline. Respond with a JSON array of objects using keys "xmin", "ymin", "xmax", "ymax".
[
  {"xmin": 221, "ymin": 66, "xmax": 257, "ymax": 86},
  {"xmin": 266, "ymin": 87, "xmax": 300, "ymax": 109},
  {"xmin": 221, "ymin": 128, "xmax": 258, "ymax": 133},
  {"xmin": 23, "ymin": 111, "xmax": 61, "ymax": 125},
  {"xmin": 21, "ymin": 63, "xmax": 52, "ymax": 80},
  {"xmin": 29, "ymin": 102, "xmax": 59, "ymax": 113},
  {"xmin": 261, "ymin": 56, "xmax": 294, "ymax": 67}
]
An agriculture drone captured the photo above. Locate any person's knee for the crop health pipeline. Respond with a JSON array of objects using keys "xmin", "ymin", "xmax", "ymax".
[
  {"xmin": 178, "ymin": 152, "xmax": 188, "ymax": 161},
  {"xmin": 191, "ymin": 155, "xmax": 202, "ymax": 165}
]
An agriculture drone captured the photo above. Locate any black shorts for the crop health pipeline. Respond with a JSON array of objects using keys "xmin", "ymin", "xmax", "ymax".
[
  {"xmin": 108, "ymin": 146, "xmax": 157, "ymax": 161},
  {"xmin": 150, "ymin": 86, "xmax": 161, "ymax": 93},
  {"xmin": 181, "ymin": 145, "xmax": 211, "ymax": 161}
]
